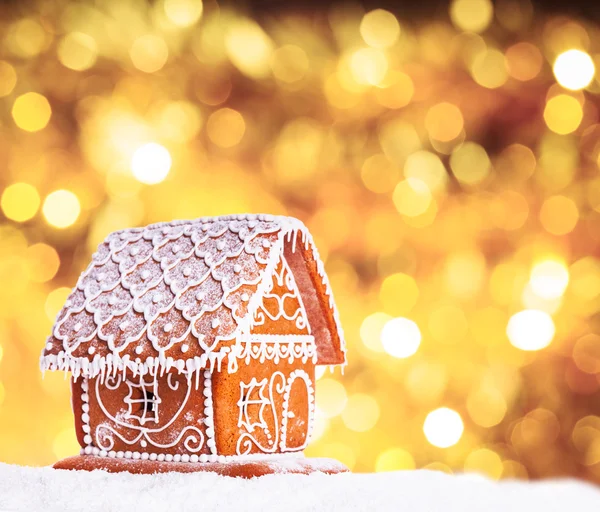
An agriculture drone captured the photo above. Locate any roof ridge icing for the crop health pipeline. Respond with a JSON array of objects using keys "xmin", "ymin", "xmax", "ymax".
[{"xmin": 40, "ymin": 214, "xmax": 346, "ymax": 379}]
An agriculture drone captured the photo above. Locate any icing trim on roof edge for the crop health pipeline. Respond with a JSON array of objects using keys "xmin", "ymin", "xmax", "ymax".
[{"xmin": 40, "ymin": 214, "xmax": 346, "ymax": 377}]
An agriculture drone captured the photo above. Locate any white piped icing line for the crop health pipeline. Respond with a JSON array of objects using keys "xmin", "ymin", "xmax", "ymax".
[
  {"xmin": 203, "ymin": 370, "xmax": 217, "ymax": 456},
  {"xmin": 40, "ymin": 214, "xmax": 346, "ymax": 379}
]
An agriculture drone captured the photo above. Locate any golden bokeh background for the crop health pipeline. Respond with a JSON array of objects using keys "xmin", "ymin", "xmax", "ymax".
[{"xmin": 2, "ymin": 0, "xmax": 600, "ymax": 482}]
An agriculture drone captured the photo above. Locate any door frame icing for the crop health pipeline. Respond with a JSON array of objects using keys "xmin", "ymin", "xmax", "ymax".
[{"xmin": 280, "ymin": 369, "xmax": 315, "ymax": 451}]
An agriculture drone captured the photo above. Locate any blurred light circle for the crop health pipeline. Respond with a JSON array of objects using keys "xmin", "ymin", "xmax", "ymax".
[
  {"xmin": 445, "ymin": 250, "xmax": 486, "ymax": 298},
  {"xmin": 207, "ymin": 108, "xmax": 246, "ymax": 148},
  {"xmin": 425, "ymin": 102, "xmax": 464, "ymax": 142},
  {"xmin": 25, "ymin": 243, "xmax": 60, "ymax": 283},
  {"xmin": 130, "ymin": 35, "xmax": 169, "ymax": 73},
  {"xmin": 375, "ymin": 71, "xmax": 414, "ymax": 109},
  {"xmin": 375, "ymin": 447, "xmax": 415, "ymax": 472},
  {"xmin": 1, "ymin": 183, "xmax": 40, "ymax": 222},
  {"xmin": 539, "ymin": 195, "xmax": 579, "ymax": 235},
  {"xmin": 423, "ymin": 407, "xmax": 464, "ymax": 448},
  {"xmin": 225, "ymin": 19, "xmax": 273, "ymax": 79},
  {"xmin": 350, "ymin": 47, "xmax": 388, "ymax": 86},
  {"xmin": 404, "ymin": 151, "xmax": 448, "ymax": 193},
  {"xmin": 494, "ymin": 143, "xmax": 537, "ymax": 183},
  {"xmin": 544, "ymin": 95, "xmax": 583, "ymax": 135},
  {"xmin": 8, "ymin": 18, "xmax": 47, "ymax": 58},
  {"xmin": 45, "ymin": 287, "xmax": 72, "ymax": 322},
  {"xmin": 450, "ymin": 0, "xmax": 494, "ymax": 33},
  {"xmin": 381, "ymin": 317, "xmax": 421, "ymax": 358},
  {"xmin": 360, "ymin": 9, "xmax": 401, "ymax": 48},
  {"xmin": 163, "ymin": 0, "xmax": 203, "ymax": 27},
  {"xmin": 449, "ymin": 142, "xmax": 491, "ymax": 186},
  {"xmin": 505, "ymin": 42, "xmax": 543, "ymax": 81},
  {"xmin": 361, "ymin": 153, "xmax": 398, "ymax": 194},
  {"xmin": 315, "ymin": 378, "xmax": 347, "ymax": 418},
  {"xmin": 553, "ymin": 49, "xmax": 595, "ymax": 91},
  {"xmin": 131, "ymin": 143, "xmax": 172, "ymax": 185},
  {"xmin": 471, "ymin": 48, "xmax": 508, "ymax": 88},
  {"xmin": 153, "ymin": 101, "xmax": 203, "ymax": 143},
  {"xmin": 573, "ymin": 334, "xmax": 600, "ymax": 374},
  {"xmin": 379, "ymin": 273, "xmax": 419, "ymax": 315},
  {"xmin": 342, "ymin": 393, "xmax": 380, "ymax": 432},
  {"xmin": 466, "ymin": 387, "xmax": 507, "ymax": 427},
  {"xmin": 42, "ymin": 190, "xmax": 81, "ymax": 229},
  {"xmin": 464, "ymin": 448, "xmax": 503, "ymax": 479},
  {"xmin": 530, "ymin": 260, "xmax": 569, "ymax": 299},
  {"xmin": 393, "ymin": 178, "xmax": 432, "ymax": 217},
  {"xmin": 57, "ymin": 32, "xmax": 97, "ymax": 71},
  {"xmin": 53, "ymin": 427, "xmax": 79, "ymax": 460},
  {"xmin": 507, "ymin": 309, "xmax": 555, "ymax": 351},
  {"xmin": 12, "ymin": 92, "xmax": 51, "ymax": 132},
  {"xmin": 0, "ymin": 61, "xmax": 17, "ymax": 97},
  {"xmin": 360, "ymin": 312, "xmax": 392, "ymax": 353},
  {"xmin": 271, "ymin": 45, "xmax": 309, "ymax": 84}
]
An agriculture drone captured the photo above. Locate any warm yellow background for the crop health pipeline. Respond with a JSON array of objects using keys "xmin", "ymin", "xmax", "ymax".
[{"xmin": 1, "ymin": 0, "xmax": 600, "ymax": 481}]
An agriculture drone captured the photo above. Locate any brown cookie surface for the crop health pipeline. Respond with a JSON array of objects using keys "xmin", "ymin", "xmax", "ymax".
[{"xmin": 53, "ymin": 455, "xmax": 349, "ymax": 478}]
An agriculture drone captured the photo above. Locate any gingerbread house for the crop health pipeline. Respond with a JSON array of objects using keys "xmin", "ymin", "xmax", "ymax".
[{"xmin": 40, "ymin": 214, "xmax": 346, "ymax": 465}]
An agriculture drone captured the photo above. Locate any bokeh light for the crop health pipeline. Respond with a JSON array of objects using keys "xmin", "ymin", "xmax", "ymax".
[
  {"xmin": 544, "ymin": 95, "xmax": 583, "ymax": 134},
  {"xmin": 381, "ymin": 317, "xmax": 421, "ymax": 358},
  {"xmin": 342, "ymin": 394, "xmax": 380, "ymax": 432},
  {"xmin": 57, "ymin": 32, "xmax": 97, "ymax": 71},
  {"xmin": 450, "ymin": 0, "xmax": 493, "ymax": 33},
  {"xmin": 11, "ymin": 93, "xmax": 51, "ymax": 132},
  {"xmin": 375, "ymin": 448, "xmax": 416, "ymax": 472},
  {"xmin": 424, "ymin": 408, "xmax": 464, "ymax": 448},
  {"xmin": 553, "ymin": 50, "xmax": 595, "ymax": 91},
  {"xmin": 207, "ymin": 108, "xmax": 246, "ymax": 148},
  {"xmin": 449, "ymin": 142, "xmax": 491, "ymax": 186},
  {"xmin": 164, "ymin": 0, "xmax": 204, "ymax": 27},
  {"xmin": 130, "ymin": 35, "xmax": 169, "ymax": 73},
  {"xmin": 42, "ymin": 190, "xmax": 81, "ymax": 229},
  {"xmin": 1, "ymin": 0, "xmax": 600, "ymax": 481},
  {"xmin": 1, "ymin": 183, "xmax": 40, "ymax": 222},
  {"xmin": 530, "ymin": 260, "xmax": 569, "ymax": 300},
  {"xmin": 507, "ymin": 310, "xmax": 555, "ymax": 351},
  {"xmin": 131, "ymin": 143, "xmax": 173, "ymax": 185},
  {"xmin": 0, "ymin": 61, "xmax": 17, "ymax": 97},
  {"xmin": 360, "ymin": 9, "xmax": 400, "ymax": 48},
  {"xmin": 425, "ymin": 102, "xmax": 464, "ymax": 142}
]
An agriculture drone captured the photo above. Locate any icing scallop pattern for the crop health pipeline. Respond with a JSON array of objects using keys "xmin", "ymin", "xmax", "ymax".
[{"xmin": 40, "ymin": 214, "xmax": 346, "ymax": 377}]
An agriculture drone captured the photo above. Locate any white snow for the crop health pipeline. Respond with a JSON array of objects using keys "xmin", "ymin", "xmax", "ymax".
[{"xmin": 1, "ymin": 462, "xmax": 600, "ymax": 512}]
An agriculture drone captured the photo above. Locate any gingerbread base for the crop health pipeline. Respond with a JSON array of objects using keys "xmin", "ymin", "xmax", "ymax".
[{"xmin": 53, "ymin": 455, "xmax": 349, "ymax": 478}]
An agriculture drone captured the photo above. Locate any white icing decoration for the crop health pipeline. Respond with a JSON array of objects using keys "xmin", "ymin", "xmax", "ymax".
[
  {"xmin": 251, "ymin": 257, "xmax": 310, "ymax": 333},
  {"xmin": 93, "ymin": 374, "xmax": 205, "ymax": 454},
  {"xmin": 229, "ymin": 334, "xmax": 316, "ymax": 372},
  {"xmin": 41, "ymin": 215, "xmax": 346, "ymax": 378},
  {"xmin": 123, "ymin": 375, "xmax": 161, "ymax": 425},
  {"xmin": 236, "ymin": 372, "xmax": 285, "ymax": 455}
]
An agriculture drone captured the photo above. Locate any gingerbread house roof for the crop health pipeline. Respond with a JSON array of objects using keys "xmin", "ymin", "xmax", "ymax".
[{"xmin": 40, "ymin": 214, "xmax": 346, "ymax": 379}]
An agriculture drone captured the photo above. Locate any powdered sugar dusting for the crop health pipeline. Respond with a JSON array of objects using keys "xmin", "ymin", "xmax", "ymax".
[
  {"xmin": 40, "ymin": 214, "xmax": 347, "ymax": 378},
  {"xmin": 1, "ymin": 463, "xmax": 599, "ymax": 512}
]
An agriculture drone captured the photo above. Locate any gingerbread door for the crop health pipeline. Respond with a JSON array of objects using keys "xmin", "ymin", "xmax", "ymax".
[{"xmin": 280, "ymin": 369, "xmax": 314, "ymax": 451}]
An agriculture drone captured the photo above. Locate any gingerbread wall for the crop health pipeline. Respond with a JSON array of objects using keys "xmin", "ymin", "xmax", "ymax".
[
  {"xmin": 212, "ymin": 255, "xmax": 317, "ymax": 456},
  {"xmin": 73, "ymin": 372, "xmax": 210, "ymax": 457},
  {"xmin": 212, "ymin": 357, "xmax": 315, "ymax": 456}
]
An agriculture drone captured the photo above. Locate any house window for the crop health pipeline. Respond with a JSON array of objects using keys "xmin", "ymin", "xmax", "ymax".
[
  {"xmin": 237, "ymin": 378, "xmax": 270, "ymax": 432},
  {"xmin": 124, "ymin": 377, "xmax": 162, "ymax": 425}
]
